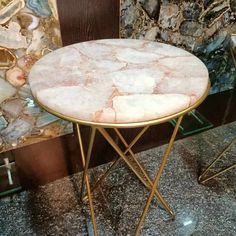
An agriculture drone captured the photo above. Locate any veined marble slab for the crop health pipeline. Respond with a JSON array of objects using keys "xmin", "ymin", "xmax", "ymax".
[{"xmin": 29, "ymin": 39, "xmax": 209, "ymax": 124}]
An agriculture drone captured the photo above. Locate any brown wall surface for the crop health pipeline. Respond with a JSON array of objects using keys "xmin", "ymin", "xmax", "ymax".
[{"xmin": 57, "ymin": 0, "xmax": 120, "ymax": 45}]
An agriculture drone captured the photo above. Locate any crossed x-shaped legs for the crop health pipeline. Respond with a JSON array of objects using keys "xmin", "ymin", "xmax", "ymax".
[
  {"xmin": 199, "ymin": 137, "xmax": 236, "ymax": 184},
  {"xmin": 75, "ymin": 115, "xmax": 183, "ymax": 236}
]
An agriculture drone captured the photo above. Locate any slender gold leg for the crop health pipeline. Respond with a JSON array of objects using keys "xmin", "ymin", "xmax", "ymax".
[
  {"xmin": 199, "ymin": 138, "xmax": 236, "ymax": 183},
  {"xmin": 83, "ymin": 126, "xmax": 149, "ymax": 201},
  {"xmin": 114, "ymin": 128, "xmax": 174, "ymax": 218},
  {"xmin": 200, "ymin": 163, "xmax": 236, "ymax": 183},
  {"xmin": 75, "ymin": 124, "xmax": 98, "ymax": 236},
  {"xmin": 80, "ymin": 127, "xmax": 96, "ymax": 199},
  {"xmin": 134, "ymin": 116, "xmax": 183, "ymax": 236}
]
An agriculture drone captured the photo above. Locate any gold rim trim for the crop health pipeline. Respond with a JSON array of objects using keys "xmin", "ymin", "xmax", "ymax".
[{"xmin": 34, "ymin": 79, "xmax": 210, "ymax": 128}]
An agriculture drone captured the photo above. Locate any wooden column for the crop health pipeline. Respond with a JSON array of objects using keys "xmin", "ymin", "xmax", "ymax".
[{"xmin": 57, "ymin": 0, "xmax": 120, "ymax": 45}]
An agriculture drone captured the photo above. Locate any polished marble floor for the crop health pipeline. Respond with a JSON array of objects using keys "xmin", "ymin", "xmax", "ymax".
[{"xmin": 0, "ymin": 121, "xmax": 235, "ymax": 236}]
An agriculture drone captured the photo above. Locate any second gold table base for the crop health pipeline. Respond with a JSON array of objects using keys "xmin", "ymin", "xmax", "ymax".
[
  {"xmin": 199, "ymin": 138, "xmax": 236, "ymax": 184},
  {"xmin": 75, "ymin": 116, "xmax": 183, "ymax": 236}
]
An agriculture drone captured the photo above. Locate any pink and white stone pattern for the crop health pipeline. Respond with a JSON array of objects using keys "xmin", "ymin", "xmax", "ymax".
[{"xmin": 29, "ymin": 39, "xmax": 209, "ymax": 124}]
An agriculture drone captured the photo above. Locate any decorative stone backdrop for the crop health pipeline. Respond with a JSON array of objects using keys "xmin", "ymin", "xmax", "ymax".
[
  {"xmin": 0, "ymin": 0, "xmax": 235, "ymax": 153},
  {"xmin": 120, "ymin": 0, "xmax": 236, "ymax": 94},
  {"xmin": 0, "ymin": 0, "xmax": 72, "ymax": 153}
]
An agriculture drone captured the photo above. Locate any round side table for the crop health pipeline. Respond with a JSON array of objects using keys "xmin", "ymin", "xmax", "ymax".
[{"xmin": 29, "ymin": 39, "xmax": 210, "ymax": 236}]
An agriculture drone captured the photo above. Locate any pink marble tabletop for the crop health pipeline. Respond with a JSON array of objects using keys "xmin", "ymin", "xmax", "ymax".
[{"xmin": 29, "ymin": 39, "xmax": 209, "ymax": 125}]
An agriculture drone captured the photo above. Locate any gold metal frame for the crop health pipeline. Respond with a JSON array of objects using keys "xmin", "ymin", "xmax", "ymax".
[
  {"xmin": 198, "ymin": 138, "xmax": 236, "ymax": 184},
  {"xmin": 77, "ymin": 115, "xmax": 183, "ymax": 236},
  {"xmin": 33, "ymin": 80, "xmax": 210, "ymax": 235}
]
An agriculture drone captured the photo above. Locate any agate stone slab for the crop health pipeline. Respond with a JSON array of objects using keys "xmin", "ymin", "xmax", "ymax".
[{"xmin": 29, "ymin": 39, "xmax": 209, "ymax": 125}]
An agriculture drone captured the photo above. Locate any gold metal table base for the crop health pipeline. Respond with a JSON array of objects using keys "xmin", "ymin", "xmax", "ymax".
[
  {"xmin": 75, "ymin": 116, "xmax": 183, "ymax": 236},
  {"xmin": 199, "ymin": 138, "xmax": 236, "ymax": 184}
]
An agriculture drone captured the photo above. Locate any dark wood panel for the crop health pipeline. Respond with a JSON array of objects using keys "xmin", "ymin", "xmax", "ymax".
[
  {"xmin": 57, "ymin": 0, "xmax": 120, "ymax": 45},
  {"xmin": 13, "ymin": 126, "xmax": 118, "ymax": 188},
  {"xmin": 198, "ymin": 86, "xmax": 236, "ymax": 126},
  {"xmin": 13, "ymin": 137, "xmax": 70, "ymax": 188}
]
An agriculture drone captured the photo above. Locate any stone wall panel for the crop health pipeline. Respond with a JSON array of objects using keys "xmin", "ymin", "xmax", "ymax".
[
  {"xmin": 0, "ymin": 0, "xmax": 71, "ymax": 153},
  {"xmin": 121, "ymin": 0, "xmax": 236, "ymax": 94}
]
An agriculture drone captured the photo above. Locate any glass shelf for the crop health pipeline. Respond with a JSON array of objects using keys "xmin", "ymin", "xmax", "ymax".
[{"xmin": 170, "ymin": 110, "xmax": 214, "ymax": 136}]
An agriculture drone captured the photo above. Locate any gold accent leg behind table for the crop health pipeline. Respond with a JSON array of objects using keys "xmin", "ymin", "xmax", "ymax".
[
  {"xmin": 198, "ymin": 138, "xmax": 236, "ymax": 184},
  {"xmin": 75, "ymin": 124, "xmax": 98, "ymax": 236},
  {"xmin": 134, "ymin": 115, "xmax": 183, "ymax": 236}
]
